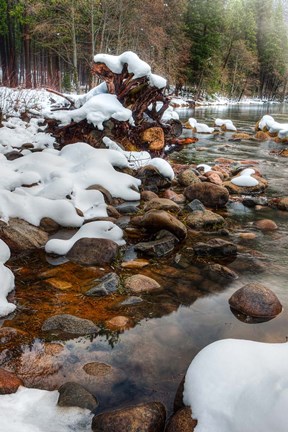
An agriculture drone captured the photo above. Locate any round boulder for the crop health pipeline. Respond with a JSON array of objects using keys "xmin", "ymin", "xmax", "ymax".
[
  {"xmin": 92, "ymin": 401, "xmax": 166, "ymax": 432},
  {"xmin": 58, "ymin": 382, "xmax": 98, "ymax": 411},
  {"xmin": 124, "ymin": 274, "xmax": 161, "ymax": 293},
  {"xmin": 66, "ymin": 238, "xmax": 119, "ymax": 266},
  {"xmin": 165, "ymin": 407, "xmax": 197, "ymax": 432},
  {"xmin": 229, "ymin": 283, "xmax": 282, "ymax": 318},
  {"xmin": 254, "ymin": 219, "xmax": 278, "ymax": 231},
  {"xmin": 184, "ymin": 182, "xmax": 229, "ymax": 208}
]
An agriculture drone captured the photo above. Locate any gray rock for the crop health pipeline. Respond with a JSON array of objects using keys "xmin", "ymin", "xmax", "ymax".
[
  {"xmin": 57, "ymin": 382, "xmax": 98, "ymax": 411},
  {"xmin": 135, "ymin": 232, "xmax": 178, "ymax": 257},
  {"xmin": 92, "ymin": 401, "xmax": 166, "ymax": 432},
  {"xmin": 66, "ymin": 238, "xmax": 119, "ymax": 266},
  {"xmin": 42, "ymin": 314, "xmax": 99, "ymax": 335},
  {"xmin": 85, "ymin": 273, "xmax": 120, "ymax": 297},
  {"xmin": 193, "ymin": 238, "xmax": 237, "ymax": 257},
  {"xmin": 186, "ymin": 199, "xmax": 206, "ymax": 212},
  {"xmin": 119, "ymin": 296, "xmax": 143, "ymax": 306}
]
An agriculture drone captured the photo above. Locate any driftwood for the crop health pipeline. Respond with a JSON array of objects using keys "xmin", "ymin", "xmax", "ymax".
[{"xmin": 46, "ymin": 60, "xmax": 182, "ymax": 153}]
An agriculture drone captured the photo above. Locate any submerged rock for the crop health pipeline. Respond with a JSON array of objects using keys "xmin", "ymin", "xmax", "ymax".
[
  {"xmin": 57, "ymin": 382, "xmax": 98, "ymax": 411},
  {"xmin": 92, "ymin": 401, "xmax": 166, "ymax": 432},
  {"xmin": 193, "ymin": 238, "xmax": 237, "ymax": 257},
  {"xmin": 229, "ymin": 283, "xmax": 282, "ymax": 318},
  {"xmin": 124, "ymin": 274, "xmax": 161, "ymax": 293},
  {"xmin": 42, "ymin": 314, "xmax": 99, "ymax": 336},
  {"xmin": 85, "ymin": 272, "xmax": 120, "ymax": 297},
  {"xmin": 254, "ymin": 219, "xmax": 278, "ymax": 231}
]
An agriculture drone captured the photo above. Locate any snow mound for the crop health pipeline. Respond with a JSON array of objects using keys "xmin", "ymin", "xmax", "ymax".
[
  {"xmin": 215, "ymin": 118, "xmax": 237, "ymax": 131},
  {"xmin": 45, "ymin": 221, "xmax": 125, "ymax": 255},
  {"xmin": 188, "ymin": 118, "xmax": 214, "ymax": 133},
  {"xmin": 0, "ymin": 239, "xmax": 16, "ymax": 318},
  {"xmin": 184, "ymin": 338, "xmax": 288, "ymax": 432},
  {"xmin": 0, "ymin": 386, "xmax": 92, "ymax": 432}
]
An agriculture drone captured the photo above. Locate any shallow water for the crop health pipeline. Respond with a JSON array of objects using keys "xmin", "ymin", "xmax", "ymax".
[{"xmin": 2, "ymin": 103, "xmax": 288, "ymax": 421}]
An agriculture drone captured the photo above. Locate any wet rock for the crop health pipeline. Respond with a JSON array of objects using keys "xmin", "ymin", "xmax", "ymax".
[
  {"xmin": 162, "ymin": 189, "xmax": 185, "ymax": 204},
  {"xmin": 137, "ymin": 210, "xmax": 187, "ymax": 241},
  {"xmin": 173, "ymin": 375, "xmax": 185, "ymax": 412},
  {"xmin": 92, "ymin": 401, "xmax": 166, "ymax": 432},
  {"xmin": 144, "ymin": 198, "xmax": 180, "ymax": 213},
  {"xmin": 178, "ymin": 169, "xmax": 200, "ymax": 187},
  {"xmin": 106, "ymin": 316, "xmax": 130, "ymax": 329},
  {"xmin": 269, "ymin": 196, "xmax": 288, "ymax": 210},
  {"xmin": 83, "ymin": 362, "xmax": 113, "ymax": 377},
  {"xmin": 0, "ymin": 368, "xmax": 23, "ymax": 394},
  {"xmin": 207, "ymin": 263, "xmax": 238, "ymax": 280},
  {"xmin": 184, "ymin": 182, "xmax": 229, "ymax": 208},
  {"xmin": 186, "ymin": 199, "xmax": 205, "ymax": 212},
  {"xmin": 85, "ymin": 272, "xmax": 120, "ymax": 297},
  {"xmin": 121, "ymin": 259, "xmax": 150, "ymax": 269},
  {"xmin": 137, "ymin": 165, "xmax": 171, "ymax": 193},
  {"xmin": 58, "ymin": 382, "xmax": 98, "ymax": 411},
  {"xmin": 242, "ymin": 196, "xmax": 268, "ymax": 207},
  {"xmin": 229, "ymin": 283, "xmax": 282, "ymax": 318},
  {"xmin": 141, "ymin": 190, "xmax": 159, "ymax": 201},
  {"xmin": 193, "ymin": 238, "xmax": 237, "ymax": 257},
  {"xmin": 238, "ymin": 232, "xmax": 257, "ymax": 240},
  {"xmin": 5, "ymin": 150, "xmax": 23, "ymax": 160},
  {"xmin": 124, "ymin": 274, "xmax": 161, "ymax": 293},
  {"xmin": 44, "ymin": 343, "xmax": 64, "ymax": 356},
  {"xmin": 223, "ymin": 176, "xmax": 268, "ymax": 195},
  {"xmin": 165, "ymin": 407, "xmax": 197, "ymax": 432},
  {"xmin": 46, "ymin": 278, "xmax": 73, "ymax": 290},
  {"xmin": 0, "ymin": 327, "xmax": 28, "ymax": 344},
  {"xmin": 254, "ymin": 219, "xmax": 278, "ymax": 231},
  {"xmin": 42, "ymin": 314, "xmax": 99, "ymax": 335},
  {"xmin": 0, "ymin": 218, "xmax": 48, "ymax": 252},
  {"xmin": 141, "ymin": 127, "xmax": 165, "ymax": 151},
  {"xmin": 204, "ymin": 171, "xmax": 223, "ymax": 185},
  {"xmin": 66, "ymin": 238, "xmax": 119, "ymax": 266},
  {"xmin": 135, "ymin": 232, "xmax": 179, "ymax": 257},
  {"xmin": 186, "ymin": 210, "xmax": 225, "ymax": 229},
  {"xmin": 119, "ymin": 296, "xmax": 143, "ymax": 306}
]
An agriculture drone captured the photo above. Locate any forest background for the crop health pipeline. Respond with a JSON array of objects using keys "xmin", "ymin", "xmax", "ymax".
[{"xmin": 0, "ymin": 0, "xmax": 288, "ymax": 101}]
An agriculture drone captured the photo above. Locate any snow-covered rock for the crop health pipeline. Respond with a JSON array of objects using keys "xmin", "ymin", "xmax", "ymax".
[{"xmin": 184, "ymin": 338, "xmax": 288, "ymax": 432}]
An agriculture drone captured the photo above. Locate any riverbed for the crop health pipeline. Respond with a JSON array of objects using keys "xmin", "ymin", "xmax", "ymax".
[{"xmin": 1, "ymin": 102, "xmax": 288, "ymax": 421}]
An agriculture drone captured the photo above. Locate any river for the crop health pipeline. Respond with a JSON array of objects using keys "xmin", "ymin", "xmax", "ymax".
[{"xmin": 1, "ymin": 102, "xmax": 288, "ymax": 422}]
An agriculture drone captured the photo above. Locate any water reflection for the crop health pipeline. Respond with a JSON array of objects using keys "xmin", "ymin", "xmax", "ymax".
[{"xmin": 1, "ymin": 103, "xmax": 288, "ymax": 419}]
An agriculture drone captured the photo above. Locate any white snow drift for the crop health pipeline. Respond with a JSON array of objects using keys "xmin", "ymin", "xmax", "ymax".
[{"xmin": 184, "ymin": 338, "xmax": 288, "ymax": 432}]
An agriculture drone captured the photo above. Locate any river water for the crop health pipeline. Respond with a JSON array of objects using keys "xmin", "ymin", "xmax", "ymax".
[{"xmin": 2, "ymin": 103, "xmax": 288, "ymax": 421}]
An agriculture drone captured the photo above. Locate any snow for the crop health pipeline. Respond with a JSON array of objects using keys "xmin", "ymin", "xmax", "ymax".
[
  {"xmin": 102, "ymin": 136, "xmax": 151, "ymax": 168},
  {"xmin": 183, "ymin": 338, "xmax": 288, "ymax": 432},
  {"xmin": 0, "ymin": 239, "xmax": 16, "ymax": 318},
  {"xmin": 0, "ymin": 386, "xmax": 92, "ymax": 432},
  {"xmin": 148, "ymin": 158, "xmax": 175, "ymax": 180},
  {"xmin": 45, "ymin": 221, "xmax": 125, "ymax": 255},
  {"xmin": 258, "ymin": 115, "xmax": 288, "ymax": 140},
  {"xmin": 188, "ymin": 118, "xmax": 214, "ymax": 133},
  {"xmin": 197, "ymin": 163, "xmax": 212, "ymax": 173},
  {"xmin": 231, "ymin": 169, "xmax": 259, "ymax": 187},
  {"xmin": 215, "ymin": 118, "xmax": 237, "ymax": 131},
  {"xmin": 46, "ymin": 93, "xmax": 133, "ymax": 130},
  {"xmin": 93, "ymin": 51, "xmax": 167, "ymax": 89}
]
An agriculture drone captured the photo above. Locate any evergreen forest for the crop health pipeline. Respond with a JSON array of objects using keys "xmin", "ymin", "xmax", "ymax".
[{"xmin": 0, "ymin": 0, "xmax": 288, "ymax": 100}]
